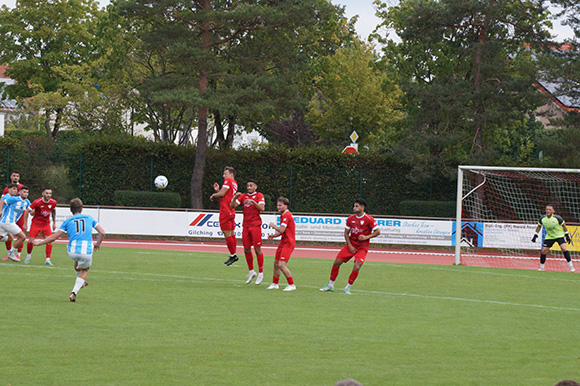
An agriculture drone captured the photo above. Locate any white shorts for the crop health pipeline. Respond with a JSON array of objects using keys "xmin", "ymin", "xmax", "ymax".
[
  {"xmin": 0, "ymin": 222, "xmax": 22, "ymax": 235},
  {"xmin": 68, "ymin": 251, "xmax": 93, "ymax": 269}
]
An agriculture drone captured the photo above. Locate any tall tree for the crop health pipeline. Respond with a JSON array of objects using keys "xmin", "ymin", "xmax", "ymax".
[
  {"xmin": 374, "ymin": 0, "xmax": 552, "ymax": 171},
  {"xmin": 305, "ymin": 39, "xmax": 403, "ymax": 145},
  {"xmin": 0, "ymin": 0, "xmax": 103, "ymax": 140},
  {"xmin": 119, "ymin": 0, "xmax": 339, "ymax": 208}
]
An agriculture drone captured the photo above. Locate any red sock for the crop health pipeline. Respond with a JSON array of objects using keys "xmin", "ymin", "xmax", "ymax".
[
  {"xmin": 5, "ymin": 240, "xmax": 12, "ymax": 250},
  {"xmin": 245, "ymin": 252, "xmax": 254, "ymax": 270},
  {"xmin": 273, "ymin": 276, "xmax": 279, "ymax": 284},
  {"xmin": 46, "ymin": 244, "xmax": 52, "ymax": 258},
  {"xmin": 287, "ymin": 276, "xmax": 294, "ymax": 285},
  {"xmin": 330, "ymin": 265, "xmax": 340, "ymax": 281},
  {"xmin": 348, "ymin": 270, "xmax": 359, "ymax": 285},
  {"xmin": 257, "ymin": 253, "xmax": 264, "ymax": 273},
  {"xmin": 225, "ymin": 236, "xmax": 237, "ymax": 255},
  {"xmin": 27, "ymin": 242, "xmax": 33, "ymax": 254},
  {"xmin": 17, "ymin": 243, "xmax": 23, "ymax": 253}
]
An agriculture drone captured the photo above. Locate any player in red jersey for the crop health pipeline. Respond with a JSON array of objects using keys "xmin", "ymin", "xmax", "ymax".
[
  {"xmin": 320, "ymin": 198, "xmax": 380, "ymax": 294},
  {"xmin": 2, "ymin": 170, "xmax": 25, "ymax": 261},
  {"xmin": 210, "ymin": 166, "xmax": 239, "ymax": 266},
  {"xmin": 24, "ymin": 188, "xmax": 57, "ymax": 265},
  {"xmin": 267, "ymin": 197, "xmax": 296, "ymax": 291},
  {"xmin": 231, "ymin": 179, "xmax": 266, "ymax": 285}
]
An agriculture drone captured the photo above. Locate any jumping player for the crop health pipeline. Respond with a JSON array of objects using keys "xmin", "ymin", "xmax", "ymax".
[
  {"xmin": 532, "ymin": 204, "xmax": 575, "ymax": 272},
  {"xmin": 33, "ymin": 198, "xmax": 106, "ymax": 302},
  {"xmin": 24, "ymin": 188, "xmax": 57, "ymax": 265},
  {"xmin": 320, "ymin": 198, "xmax": 380, "ymax": 294},
  {"xmin": 210, "ymin": 166, "xmax": 238, "ymax": 266},
  {"xmin": 231, "ymin": 179, "xmax": 265, "ymax": 285},
  {"xmin": 267, "ymin": 197, "xmax": 296, "ymax": 291},
  {"xmin": 0, "ymin": 184, "xmax": 31, "ymax": 262}
]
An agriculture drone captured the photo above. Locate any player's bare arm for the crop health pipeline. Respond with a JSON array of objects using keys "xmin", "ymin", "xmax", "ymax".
[
  {"xmin": 245, "ymin": 199, "xmax": 265, "ymax": 212},
  {"xmin": 210, "ymin": 185, "xmax": 229, "ymax": 201},
  {"xmin": 93, "ymin": 224, "xmax": 106, "ymax": 250},
  {"xmin": 22, "ymin": 210, "xmax": 29, "ymax": 232},
  {"xmin": 268, "ymin": 223, "xmax": 286, "ymax": 239},
  {"xmin": 345, "ymin": 229, "xmax": 356, "ymax": 254},
  {"xmin": 52, "ymin": 209, "xmax": 56, "ymax": 230},
  {"xmin": 358, "ymin": 228, "xmax": 381, "ymax": 241},
  {"xmin": 33, "ymin": 229, "xmax": 65, "ymax": 246},
  {"xmin": 230, "ymin": 192, "xmax": 243, "ymax": 208}
]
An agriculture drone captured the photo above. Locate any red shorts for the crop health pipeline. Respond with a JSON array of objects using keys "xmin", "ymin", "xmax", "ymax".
[
  {"xmin": 275, "ymin": 244, "xmax": 295, "ymax": 262},
  {"xmin": 29, "ymin": 223, "xmax": 53, "ymax": 239},
  {"xmin": 336, "ymin": 244, "xmax": 368, "ymax": 264},
  {"xmin": 219, "ymin": 212, "xmax": 236, "ymax": 232},
  {"xmin": 16, "ymin": 216, "xmax": 24, "ymax": 228},
  {"xmin": 242, "ymin": 226, "xmax": 263, "ymax": 249}
]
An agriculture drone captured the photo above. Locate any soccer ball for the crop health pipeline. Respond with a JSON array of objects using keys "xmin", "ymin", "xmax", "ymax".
[{"xmin": 154, "ymin": 175, "xmax": 168, "ymax": 189}]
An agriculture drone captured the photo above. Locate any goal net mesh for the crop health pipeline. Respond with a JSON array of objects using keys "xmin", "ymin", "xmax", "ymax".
[{"xmin": 459, "ymin": 168, "xmax": 580, "ymax": 271}]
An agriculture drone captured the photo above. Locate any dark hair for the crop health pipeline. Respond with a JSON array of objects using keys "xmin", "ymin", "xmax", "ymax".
[
  {"xmin": 42, "ymin": 187, "xmax": 52, "ymax": 192},
  {"xmin": 247, "ymin": 179, "xmax": 257, "ymax": 185},
  {"xmin": 10, "ymin": 170, "xmax": 20, "ymax": 176},
  {"xmin": 277, "ymin": 196, "xmax": 290, "ymax": 206},
  {"xmin": 6, "ymin": 183, "xmax": 19, "ymax": 189},
  {"xmin": 70, "ymin": 198, "xmax": 83, "ymax": 214},
  {"xmin": 554, "ymin": 381, "xmax": 580, "ymax": 386},
  {"xmin": 20, "ymin": 185, "xmax": 29, "ymax": 191},
  {"xmin": 355, "ymin": 198, "xmax": 368, "ymax": 209},
  {"xmin": 224, "ymin": 166, "xmax": 236, "ymax": 176}
]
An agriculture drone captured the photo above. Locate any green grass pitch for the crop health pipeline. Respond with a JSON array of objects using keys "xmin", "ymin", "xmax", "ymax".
[{"xmin": 1, "ymin": 244, "xmax": 580, "ymax": 385}]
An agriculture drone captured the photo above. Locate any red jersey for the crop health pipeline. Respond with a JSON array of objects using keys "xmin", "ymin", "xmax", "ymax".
[
  {"xmin": 3, "ymin": 183, "xmax": 24, "ymax": 195},
  {"xmin": 346, "ymin": 213, "xmax": 378, "ymax": 250},
  {"xmin": 279, "ymin": 210, "xmax": 295, "ymax": 247},
  {"xmin": 219, "ymin": 177, "xmax": 237, "ymax": 215},
  {"xmin": 236, "ymin": 192, "xmax": 264, "ymax": 228},
  {"xmin": 29, "ymin": 197, "xmax": 57, "ymax": 226}
]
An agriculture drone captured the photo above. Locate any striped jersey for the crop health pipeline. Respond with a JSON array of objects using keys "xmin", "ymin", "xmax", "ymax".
[
  {"xmin": 59, "ymin": 213, "xmax": 99, "ymax": 255},
  {"xmin": 1, "ymin": 194, "xmax": 31, "ymax": 224}
]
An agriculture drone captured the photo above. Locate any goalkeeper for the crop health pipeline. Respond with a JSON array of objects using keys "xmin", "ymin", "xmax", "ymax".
[{"xmin": 532, "ymin": 205, "xmax": 575, "ymax": 272}]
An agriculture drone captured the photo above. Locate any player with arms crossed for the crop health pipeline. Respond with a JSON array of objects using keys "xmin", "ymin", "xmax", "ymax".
[
  {"xmin": 210, "ymin": 166, "xmax": 238, "ymax": 266},
  {"xmin": 267, "ymin": 197, "xmax": 296, "ymax": 291},
  {"xmin": 320, "ymin": 198, "xmax": 380, "ymax": 294},
  {"xmin": 231, "ymin": 179, "xmax": 266, "ymax": 285},
  {"xmin": 0, "ymin": 184, "xmax": 31, "ymax": 262},
  {"xmin": 33, "ymin": 198, "xmax": 106, "ymax": 302},
  {"xmin": 24, "ymin": 188, "xmax": 57, "ymax": 265},
  {"xmin": 2, "ymin": 170, "xmax": 25, "ymax": 261},
  {"xmin": 532, "ymin": 204, "xmax": 575, "ymax": 272}
]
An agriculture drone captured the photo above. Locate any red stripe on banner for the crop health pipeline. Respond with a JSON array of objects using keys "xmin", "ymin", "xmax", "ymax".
[{"xmin": 189, "ymin": 214, "xmax": 206, "ymax": 226}]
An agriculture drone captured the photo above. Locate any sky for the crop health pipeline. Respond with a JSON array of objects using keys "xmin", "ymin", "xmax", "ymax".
[{"xmin": 0, "ymin": 0, "xmax": 575, "ymax": 41}]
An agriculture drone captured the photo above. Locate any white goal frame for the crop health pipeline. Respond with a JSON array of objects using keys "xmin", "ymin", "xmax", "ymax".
[{"xmin": 454, "ymin": 165, "xmax": 580, "ymax": 265}]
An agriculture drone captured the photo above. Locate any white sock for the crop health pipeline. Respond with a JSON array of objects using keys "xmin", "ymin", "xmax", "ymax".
[
  {"xmin": 345, "ymin": 283, "xmax": 352, "ymax": 289},
  {"xmin": 328, "ymin": 280, "xmax": 335, "ymax": 287},
  {"xmin": 249, "ymin": 269, "xmax": 256, "ymax": 275},
  {"xmin": 72, "ymin": 277, "xmax": 85, "ymax": 294},
  {"xmin": 569, "ymin": 261, "xmax": 574, "ymax": 268},
  {"xmin": 540, "ymin": 264, "xmax": 545, "ymax": 269},
  {"xmin": 27, "ymin": 254, "xmax": 31, "ymax": 259},
  {"xmin": 9, "ymin": 247, "xmax": 16, "ymax": 254}
]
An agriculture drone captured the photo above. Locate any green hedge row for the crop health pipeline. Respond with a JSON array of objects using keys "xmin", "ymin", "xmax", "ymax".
[
  {"xmin": 113, "ymin": 190, "xmax": 182, "ymax": 208},
  {"xmin": 1, "ymin": 132, "xmax": 458, "ymax": 215}
]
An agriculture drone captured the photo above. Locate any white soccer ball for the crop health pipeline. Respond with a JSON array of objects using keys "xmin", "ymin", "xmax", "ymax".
[{"xmin": 154, "ymin": 175, "xmax": 168, "ymax": 189}]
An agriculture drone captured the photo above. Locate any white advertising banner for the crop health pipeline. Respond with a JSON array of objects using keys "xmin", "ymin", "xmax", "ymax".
[
  {"xmin": 50, "ymin": 206, "xmax": 538, "ymax": 249},
  {"xmin": 482, "ymin": 223, "xmax": 540, "ymax": 250}
]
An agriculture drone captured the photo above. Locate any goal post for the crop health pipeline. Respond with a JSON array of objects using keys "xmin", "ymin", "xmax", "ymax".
[{"xmin": 455, "ymin": 165, "xmax": 580, "ymax": 270}]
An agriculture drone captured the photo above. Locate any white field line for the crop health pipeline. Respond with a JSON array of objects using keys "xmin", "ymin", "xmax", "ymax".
[{"xmin": 2, "ymin": 263, "xmax": 579, "ymax": 312}]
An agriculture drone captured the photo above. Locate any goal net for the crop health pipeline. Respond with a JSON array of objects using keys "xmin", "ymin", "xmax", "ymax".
[{"xmin": 454, "ymin": 166, "xmax": 580, "ymax": 271}]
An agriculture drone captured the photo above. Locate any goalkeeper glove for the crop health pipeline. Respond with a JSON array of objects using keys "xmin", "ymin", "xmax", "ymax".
[
  {"xmin": 565, "ymin": 233, "xmax": 571, "ymax": 244},
  {"xmin": 532, "ymin": 234, "xmax": 538, "ymax": 243}
]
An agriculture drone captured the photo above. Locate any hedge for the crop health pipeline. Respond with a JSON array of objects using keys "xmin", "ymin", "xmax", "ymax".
[{"xmin": 113, "ymin": 190, "xmax": 182, "ymax": 208}]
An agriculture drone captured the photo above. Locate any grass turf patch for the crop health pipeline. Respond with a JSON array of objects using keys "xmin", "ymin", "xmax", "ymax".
[{"xmin": 1, "ymin": 244, "xmax": 580, "ymax": 385}]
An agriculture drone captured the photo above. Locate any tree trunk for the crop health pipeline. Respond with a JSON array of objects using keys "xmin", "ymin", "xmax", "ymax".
[{"xmin": 189, "ymin": 0, "xmax": 212, "ymax": 209}]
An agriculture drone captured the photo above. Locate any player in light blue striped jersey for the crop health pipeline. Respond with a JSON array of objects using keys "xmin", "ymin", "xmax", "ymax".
[
  {"xmin": 0, "ymin": 183, "xmax": 31, "ymax": 261},
  {"xmin": 33, "ymin": 198, "xmax": 105, "ymax": 302}
]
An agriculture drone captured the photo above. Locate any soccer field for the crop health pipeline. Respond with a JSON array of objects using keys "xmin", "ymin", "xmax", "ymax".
[{"xmin": 1, "ymin": 244, "xmax": 579, "ymax": 385}]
